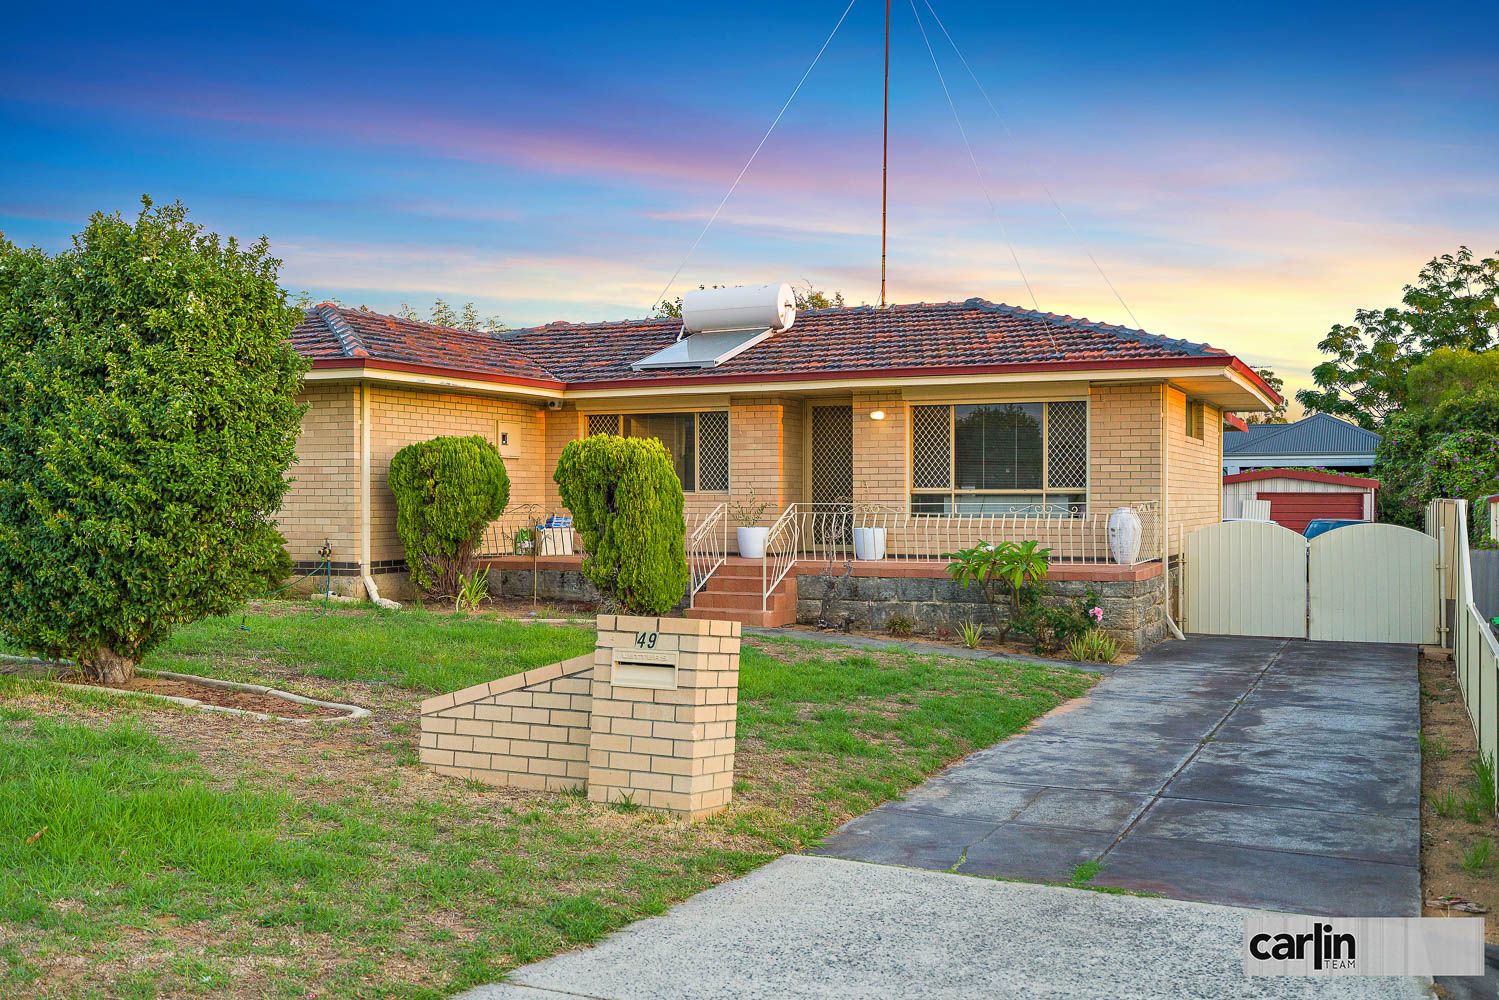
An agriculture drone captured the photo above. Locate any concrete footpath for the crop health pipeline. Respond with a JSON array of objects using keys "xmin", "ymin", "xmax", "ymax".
[{"xmin": 459, "ymin": 855, "xmax": 1427, "ymax": 1000}]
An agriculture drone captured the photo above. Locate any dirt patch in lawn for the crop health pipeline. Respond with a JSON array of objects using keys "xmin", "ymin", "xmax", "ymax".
[
  {"xmin": 1419, "ymin": 648, "xmax": 1499, "ymax": 940},
  {"xmin": 0, "ymin": 659, "xmax": 343, "ymax": 719}
]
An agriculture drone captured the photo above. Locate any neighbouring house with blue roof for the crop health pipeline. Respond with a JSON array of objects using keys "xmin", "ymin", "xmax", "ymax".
[{"xmin": 1222, "ymin": 413, "xmax": 1381, "ymax": 475}]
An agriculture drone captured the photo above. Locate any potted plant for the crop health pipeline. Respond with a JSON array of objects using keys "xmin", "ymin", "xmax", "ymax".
[
  {"xmin": 852, "ymin": 506, "xmax": 887, "ymax": 560},
  {"xmin": 512, "ymin": 527, "xmax": 535, "ymax": 556},
  {"xmin": 729, "ymin": 489, "xmax": 775, "ymax": 559}
]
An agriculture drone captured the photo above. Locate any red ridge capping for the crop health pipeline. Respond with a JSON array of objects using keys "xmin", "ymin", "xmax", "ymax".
[{"xmin": 1223, "ymin": 469, "xmax": 1379, "ymax": 490}]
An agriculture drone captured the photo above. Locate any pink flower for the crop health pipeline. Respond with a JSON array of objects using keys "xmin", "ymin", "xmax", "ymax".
[{"xmin": 1089, "ymin": 606, "xmax": 1103, "ymax": 624}]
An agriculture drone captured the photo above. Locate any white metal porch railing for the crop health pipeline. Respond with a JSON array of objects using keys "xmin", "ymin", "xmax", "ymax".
[
  {"xmin": 776, "ymin": 501, "xmax": 1161, "ymax": 568},
  {"xmin": 1427, "ymin": 498, "xmax": 1499, "ymax": 812},
  {"xmin": 687, "ymin": 502, "xmax": 729, "ymax": 608},
  {"xmin": 759, "ymin": 503, "xmax": 802, "ymax": 612},
  {"xmin": 753, "ymin": 500, "xmax": 1162, "ymax": 613}
]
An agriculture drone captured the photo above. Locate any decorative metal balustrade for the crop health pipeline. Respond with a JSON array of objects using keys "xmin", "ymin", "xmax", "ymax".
[
  {"xmin": 770, "ymin": 501, "xmax": 1161, "ymax": 570},
  {"xmin": 687, "ymin": 503, "xmax": 729, "ymax": 607}
]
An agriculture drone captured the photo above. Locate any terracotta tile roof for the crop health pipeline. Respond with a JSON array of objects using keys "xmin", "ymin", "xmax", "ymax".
[
  {"xmin": 500, "ymin": 298, "xmax": 1227, "ymax": 384},
  {"xmin": 292, "ymin": 305, "xmax": 559, "ymax": 382},
  {"xmin": 293, "ymin": 298, "xmax": 1239, "ymax": 389}
]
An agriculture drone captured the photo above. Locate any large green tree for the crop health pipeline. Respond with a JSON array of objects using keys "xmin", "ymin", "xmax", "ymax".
[
  {"xmin": 1297, "ymin": 247, "xmax": 1499, "ymax": 428},
  {"xmin": 0, "ymin": 198, "xmax": 307, "ymax": 682},
  {"xmin": 1373, "ymin": 348, "xmax": 1499, "ymax": 531}
]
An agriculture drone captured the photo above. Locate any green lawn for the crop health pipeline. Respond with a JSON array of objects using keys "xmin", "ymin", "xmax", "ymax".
[{"xmin": 0, "ymin": 603, "xmax": 1093, "ymax": 998}]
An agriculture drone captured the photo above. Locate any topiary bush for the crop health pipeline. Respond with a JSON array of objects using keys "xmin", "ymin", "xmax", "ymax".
[
  {"xmin": 388, "ymin": 435, "xmax": 510, "ymax": 596},
  {"xmin": 554, "ymin": 435, "xmax": 689, "ymax": 616},
  {"xmin": 0, "ymin": 198, "xmax": 308, "ymax": 683}
]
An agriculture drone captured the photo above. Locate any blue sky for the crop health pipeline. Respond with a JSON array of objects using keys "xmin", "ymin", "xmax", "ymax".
[{"xmin": 2, "ymin": 1, "xmax": 1496, "ymax": 398}]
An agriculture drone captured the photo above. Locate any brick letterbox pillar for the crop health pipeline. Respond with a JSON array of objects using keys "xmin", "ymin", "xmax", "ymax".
[{"xmin": 587, "ymin": 614, "xmax": 741, "ymax": 819}]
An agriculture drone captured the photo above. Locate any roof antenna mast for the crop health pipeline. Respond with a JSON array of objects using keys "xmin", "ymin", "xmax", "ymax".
[{"xmin": 880, "ymin": 0, "xmax": 891, "ymax": 308}]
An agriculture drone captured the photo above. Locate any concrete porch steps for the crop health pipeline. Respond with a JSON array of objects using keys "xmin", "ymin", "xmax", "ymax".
[{"xmin": 686, "ymin": 557, "xmax": 797, "ymax": 628}]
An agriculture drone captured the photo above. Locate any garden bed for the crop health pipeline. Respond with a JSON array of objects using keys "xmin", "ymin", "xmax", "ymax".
[
  {"xmin": 0, "ymin": 603, "xmax": 1095, "ymax": 998},
  {"xmin": 1419, "ymin": 648, "xmax": 1499, "ymax": 939}
]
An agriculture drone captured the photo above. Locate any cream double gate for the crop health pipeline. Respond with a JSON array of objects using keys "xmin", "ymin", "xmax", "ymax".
[{"xmin": 1183, "ymin": 520, "xmax": 1438, "ymax": 643}]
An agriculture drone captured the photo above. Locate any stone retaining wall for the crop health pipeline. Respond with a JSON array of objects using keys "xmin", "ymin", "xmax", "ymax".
[{"xmin": 794, "ymin": 568, "xmax": 1167, "ymax": 653}]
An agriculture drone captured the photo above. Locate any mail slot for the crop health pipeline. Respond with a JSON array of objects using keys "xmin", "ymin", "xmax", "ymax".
[{"xmin": 612, "ymin": 647, "xmax": 679, "ymax": 690}]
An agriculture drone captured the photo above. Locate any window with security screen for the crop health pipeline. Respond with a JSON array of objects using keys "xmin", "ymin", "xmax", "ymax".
[
  {"xmin": 910, "ymin": 401, "xmax": 1088, "ymax": 515},
  {"xmin": 588, "ymin": 410, "xmax": 729, "ymax": 493}
]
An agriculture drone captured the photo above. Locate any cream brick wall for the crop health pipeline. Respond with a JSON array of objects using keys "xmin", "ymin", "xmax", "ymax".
[
  {"xmin": 367, "ymin": 386, "xmax": 547, "ymax": 564},
  {"xmin": 280, "ymin": 384, "xmax": 360, "ymax": 565},
  {"xmin": 1165, "ymin": 386, "xmax": 1223, "ymax": 555},
  {"xmin": 1089, "ymin": 383, "xmax": 1166, "ymax": 510},
  {"xmin": 419, "ymin": 654, "xmax": 593, "ymax": 791},
  {"xmin": 543, "ymin": 404, "xmax": 585, "ymax": 510},
  {"xmin": 588, "ymin": 615, "xmax": 741, "ymax": 819},
  {"xmin": 418, "ymin": 615, "xmax": 742, "ymax": 818},
  {"xmin": 727, "ymin": 395, "xmax": 804, "ymax": 517},
  {"xmin": 852, "ymin": 390, "xmax": 907, "ymax": 506}
]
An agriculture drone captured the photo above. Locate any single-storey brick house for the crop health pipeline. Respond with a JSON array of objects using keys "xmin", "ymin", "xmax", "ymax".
[{"xmin": 281, "ymin": 294, "xmax": 1277, "ymax": 650}]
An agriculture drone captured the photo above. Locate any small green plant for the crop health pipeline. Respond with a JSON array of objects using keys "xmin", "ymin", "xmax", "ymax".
[
  {"xmin": 1017, "ymin": 588, "xmax": 1102, "ymax": 654},
  {"xmin": 1070, "ymin": 860, "xmax": 1102, "ymax": 884},
  {"xmin": 728, "ymin": 487, "xmax": 775, "ymax": 527},
  {"xmin": 960, "ymin": 621, "xmax": 984, "ymax": 649},
  {"xmin": 886, "ymin": 614, "xmax": 915, "ymax": 638},
  {"xmin": 1433, "ymin": 788, "xmax": 1462, "ymax": 819},
  {"xmin": 1474, "ymin": 754, "xmax": 1497, "ymax": 810},
  {"xmin": 512, "ymin": 527, "xmax": 535, "ymax": 556},
  {"xmin": 1420, "ymin": 732, "xmax": 1452, "ymax": 761},
  {"xmin": 1462, "ymin": 838, "xmax": 1493, "ymax": 874},
  {"xmin": 611, "ymin": 790, "xmax": 640, "ymax": 813},
  {"xmin": 944, "ymin": 539, "xmax": 1051, "ymax": 641},
  {"xmin": 1067, "ymin": 628, "xmax": 1118, "ymax": 664},
  {"xmin": 456, "ymin": 568, "xmax": 491, "ymax": 612}
]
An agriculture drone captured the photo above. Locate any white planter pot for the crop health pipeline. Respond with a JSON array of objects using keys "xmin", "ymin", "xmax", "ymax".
[
  {"xmin": 737, "ymin": 526, "xmax": 769, "ymax": 559},
  {"xmin": 1107, "ymin": 507, "xmax": 1142, "ymax": 565},
  {"xmin": 539, "ymin": 527, "xmax": 574, "ymax": 556},
  {"xmin": 853, "ymin": 526, "xmax": 887, "ymax": 561}
]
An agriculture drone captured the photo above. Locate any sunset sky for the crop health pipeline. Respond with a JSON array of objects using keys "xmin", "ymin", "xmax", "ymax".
[{"xmin": 3, "ymin": 1, "xmax": 1495, "ymax": 403}]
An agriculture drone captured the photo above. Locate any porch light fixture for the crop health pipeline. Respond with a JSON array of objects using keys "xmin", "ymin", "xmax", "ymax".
[{"xmin": 869, "ymin": 409, "xmax": 887, "ymax": 421}]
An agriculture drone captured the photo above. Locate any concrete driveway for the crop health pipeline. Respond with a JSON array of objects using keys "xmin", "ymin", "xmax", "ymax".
[{"xmin": 816, "ymin": 636, "xmax": 1421, "ymax": 914}]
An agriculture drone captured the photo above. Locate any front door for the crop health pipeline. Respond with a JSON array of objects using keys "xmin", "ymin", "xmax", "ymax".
[{"xmin": 808, "ymin": 405, "xmax": 853, "ymax": 548}]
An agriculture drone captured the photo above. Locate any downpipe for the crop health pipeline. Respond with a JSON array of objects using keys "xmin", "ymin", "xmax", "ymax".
[{"xmin": 363, "ymin": 573, "xmax": 402, "ymax": 611}]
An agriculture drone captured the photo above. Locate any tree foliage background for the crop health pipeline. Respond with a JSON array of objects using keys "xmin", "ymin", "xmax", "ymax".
[
  {"xmin": 1374, "ymin": 349, "xmax": 1499, "ymax": 537},
  {"xmin": 1298, "ymin": 247, "xmax": 1499, "ymax": 428},
  {"xmin": 0, "ymin": 199, "xmax": 307, "ymax": 681}
]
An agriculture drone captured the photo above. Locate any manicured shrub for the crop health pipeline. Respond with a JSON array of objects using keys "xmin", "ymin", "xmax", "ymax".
[
  {"xmin": 0, "ymin": 198, "xmax": 308, "ymax": 683},
  {"xmin": 388, "ymin": 435, "xmax": 510, "ymax": 595},
  {"xmin": 554, "ymin": 435, "xmax": 689, "ymax": 616}
]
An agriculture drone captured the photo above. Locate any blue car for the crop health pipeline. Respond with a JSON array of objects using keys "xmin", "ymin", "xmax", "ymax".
[{"xmin": 1304, "ymin": 518, "xmax": 1363, "ymax": 539}]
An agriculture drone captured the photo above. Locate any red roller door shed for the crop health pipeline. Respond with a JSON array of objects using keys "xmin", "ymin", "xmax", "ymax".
[{"xmin": 1257, "ymin": 491, "xmax": 1365, "ymax": 533}]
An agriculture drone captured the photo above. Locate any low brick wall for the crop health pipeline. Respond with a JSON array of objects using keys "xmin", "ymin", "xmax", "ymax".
[
  {"xmin": 418, "ymin": 614, "xmax": 741, "ymax": 818},
  {"xmin": 419, "ymin": 653, "xmax": 594, "ymax": 790},
  {"xmin": 794, "ymin": 562, "xmax": 1167, "ymax": 653}
]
